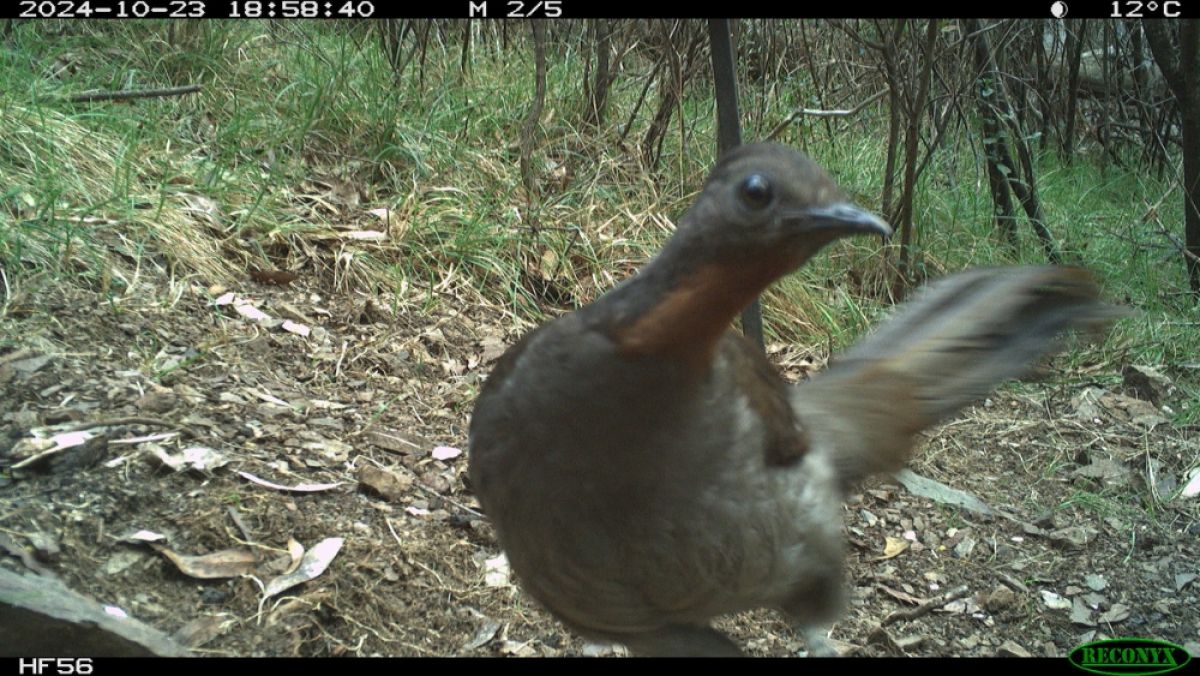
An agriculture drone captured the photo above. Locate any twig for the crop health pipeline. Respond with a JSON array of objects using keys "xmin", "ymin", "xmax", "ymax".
[
  {"xmin": 367, "ymin": 456, "xmax": 483, "ymax": 518},
  {"xmin": 61, "ymin": 84, "xmax": 202, "ymax": 104},
  {"xmin": 766, "ymin": 89, "xmax": 887, "ymax": 141},
  {"xmin": 1096, "ymin": 224, "xmax": 1173, "ymax": 252},
  {"xmin": 0, "ymin": 347, "xmax": 35, "ymax": 366},
  {"xmin": 227, "ymin": 507, "xmax": 255, "ymax": 545},
  {"xmin": 995, "ymin": 570, "xmax": 1030, "ymax": 594},
  {"xmin": 1141, "ymin": 188, "xmax": 1199, "ymax": 263},
  {"xmin": 1152, "ymin": 221, "xmax": 1200, "ymax": 263},
  {"xmin": 0, "ymin": 266, "xmax": 9, "ymax": 315},
  {"xmin": 68, "ymin": 416, "xmax": 176, "ymax": 432},
  {"xmin": 881, "ymin": 584, "xmax": 971, "ymax": 626}
]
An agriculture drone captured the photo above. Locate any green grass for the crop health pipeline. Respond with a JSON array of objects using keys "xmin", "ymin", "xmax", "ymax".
[
  {"xmin": 0, "ymin": 21, "xmax": 1195, "ymax": 423},
  {"xmin": 1060, "ymin": 489, "xmax": 1154, "ymax": 525}
]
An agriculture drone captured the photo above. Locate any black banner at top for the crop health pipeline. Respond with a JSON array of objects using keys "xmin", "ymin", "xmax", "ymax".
[{"xmin": 3, "ymin": 0, "xmax": 1196, "ymax": 19}]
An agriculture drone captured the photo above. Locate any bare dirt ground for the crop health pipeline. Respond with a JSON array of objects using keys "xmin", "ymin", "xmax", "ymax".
[{"xmin": 2, "ymin": 276, "xmax": 1197, "ymax": 657}]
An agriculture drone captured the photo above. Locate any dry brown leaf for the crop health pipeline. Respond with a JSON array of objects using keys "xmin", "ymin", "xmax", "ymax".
[
  {"xmin": 172, "ymin": 614, "xmax": 236, "ymax": 648},
  {"xmin": 1181, "ymin": 468, "xmax": 1200, "ymax": 498},
  {"xmin": 876, "ymin": 536, "xmax": 909, "ymax": 560},
  {"xmin": 484, "ymin": 553, "xmax": 511, "ymax": 588},
  {"xmin": 342, "ymin": 230, "xmax": 387, "ymax": 241},
  {"xmin": 358, "ymin": 464, "xmax": 413, "ymax": 502},
  {"xmin": 1041, "ymin": 590, "xmax": 1071, "ymax": 610},
  {"xmin": 261, "ymin": 537, "xmax": 344, "ymax": 600},
  {"xmin": 237, "ymin": 471, "xmax": 343, "ymax": 493},
  {"xmin": 539, "ymin": 248, "xmax": 560, "ymax": 281},
  {"xmin": 480, "ymin": 337, "xmax": 507, "ymax": 363},
  {"xmin": 233, "ymin": 301, "xmax": 271, "ymax": 323},
  {"xmin": 327, "ymin": 178, "xmax": 359, "ymax": 207},
  {"xmin": 432, "ymin": 446, "xmax": 462, "ymax": 461},
  {"xmin": 1098, "ymin": 603, "xmax": 1130, "ymax": 623},
  {"xmin": 280, "ymin": 320, "xmax": 311, "ymax": 337},
  {"xmin": 366, "ymin": 429, "xmax": 428, "ymax": 455},
  {"xmin": 367, "ymin": 206, "xmax": 410, "ymax": 240},
  {"xmin": 180, "ymin": 193, "xmax": 222, "ymax": 225},
  {"xmin": 249, "ymin": 270, "xmax": 299, "ymax": 286},
  {"xmin": 877, "ymin": 584, "xmax": 924, "ymax": 606},
  {"xmin": 285, "ymin": 538, "xmax": 305, "ymax": 575},
  {"xmin": 153, "ymin": 545, "xmax": 257, "ymax": 579}
]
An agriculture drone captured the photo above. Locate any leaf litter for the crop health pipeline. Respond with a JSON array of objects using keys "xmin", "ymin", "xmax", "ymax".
[{"xmin": 1, "ymin": 276, "xmax": 1197, "ymax": 656}]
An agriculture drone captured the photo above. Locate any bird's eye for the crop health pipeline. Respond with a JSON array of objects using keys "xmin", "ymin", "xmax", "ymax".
[{"xmin": 738, "ymin": 174, "xmax": 773, "ymax": 210}]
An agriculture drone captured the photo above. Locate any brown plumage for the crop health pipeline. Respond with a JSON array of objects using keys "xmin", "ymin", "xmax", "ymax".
[{"xmin": 468, "ymin": 143, "xmax": 1117, "ymax": 656}]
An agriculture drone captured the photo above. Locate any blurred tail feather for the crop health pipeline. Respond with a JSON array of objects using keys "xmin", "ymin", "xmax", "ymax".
[{"xmin": 792, "ymin": 266, "xmax": 1126, "ymax": 485}]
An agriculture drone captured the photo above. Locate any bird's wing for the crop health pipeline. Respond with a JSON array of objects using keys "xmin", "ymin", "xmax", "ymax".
[{"xmin": 790, "ymin": 266, "xmax": 1125, "ymax": 486}]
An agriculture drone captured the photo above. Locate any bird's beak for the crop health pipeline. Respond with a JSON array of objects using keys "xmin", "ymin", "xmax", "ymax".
[{"xmin": 791, "ymin": 202, "xmax": 893, "ymax": 240}]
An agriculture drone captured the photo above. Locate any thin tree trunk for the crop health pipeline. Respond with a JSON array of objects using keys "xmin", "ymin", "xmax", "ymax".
[
  {"xmin": 1035, "ymin": 24, "xmax": 1052, "ymax": 152},
  {"xmin": 417, "ymin": 20, "xmax": 433, "ymax": 91},
  {"xmin": 1062, "ymin": 19, "xmax": 1086, "ymax": 162},
  {"xmin": 968, "ymin": 18, "xmax": 1062, "ymax": 264},
  {"xmin": 584, "ymin": 20, "xmax": 613, "ymax": 128},
  {"xmin": 892, "ymin": 20, "xmax": 938, "ymax": 297},
  {"xmin": 520, "ymin": 20, "xmax": 547, "ymax": 199},
  {"xmin": 880, "ymin": 22, "xmax": 903, "ymax": 222},
  {"xmin": 460, "ymin": 21, "xmax": 471, "ymax": 76},
  {"xmin": 1144, "ymin": 19, "xmax": 1200, "ymax": 294}
]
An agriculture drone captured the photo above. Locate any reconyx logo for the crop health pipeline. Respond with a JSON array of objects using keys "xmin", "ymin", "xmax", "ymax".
[{"xmin": 1069, "ymin": 638, "xmax": 1191, "ymax": 676}]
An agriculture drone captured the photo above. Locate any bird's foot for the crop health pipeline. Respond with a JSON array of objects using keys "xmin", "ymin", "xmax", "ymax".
[{"xmin": 800, "ymin": 626, "xmax": 841, "ymax": 657}]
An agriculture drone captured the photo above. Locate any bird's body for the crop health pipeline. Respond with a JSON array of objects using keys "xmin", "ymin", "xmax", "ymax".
[
  {"xmin": 469, "ymin": 143, "xmax": 1116, "ymax": 656},
  {"xmin": 471, "ymin": 325, "xmax": 844, "ymax": 650}
]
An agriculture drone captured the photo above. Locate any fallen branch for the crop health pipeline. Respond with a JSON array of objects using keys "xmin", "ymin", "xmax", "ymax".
[
  {"xmin": 61, "ymin": 84, "xmax": 202, "ymax": 104},
  {"xmin": 881, "ymin": 584, "xmax": 971, "ymax": 626}
]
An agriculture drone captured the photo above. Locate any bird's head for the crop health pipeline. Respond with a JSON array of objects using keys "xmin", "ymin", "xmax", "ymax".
[
  {"xmin": 676, "ymin": 143, "xmax": 892, "ymax": 269},
  {"xmin": 603, "ymin": 144, "xmax": 891, "ymax": 365}
]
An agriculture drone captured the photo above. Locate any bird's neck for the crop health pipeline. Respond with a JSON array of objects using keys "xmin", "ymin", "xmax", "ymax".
[{"xmin": 588, "ymin": 237, "xmax": 797, "ymax": 367}]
